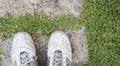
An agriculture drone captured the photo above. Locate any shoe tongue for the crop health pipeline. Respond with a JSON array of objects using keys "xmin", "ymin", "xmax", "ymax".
[
  {"xmin": 19, "ymin": 51, "xmax": 37, "ymax": 66},
  {"xmin": 53, "ymin": 50, "xmax": 63, "ymax": 66},
  {"xmin": 54, "ymin": 50, "xmax": 62, "ymax": 58},
  {"xmin": 20, "ymin": 51, "xmax": 29, "ymax": 60}
]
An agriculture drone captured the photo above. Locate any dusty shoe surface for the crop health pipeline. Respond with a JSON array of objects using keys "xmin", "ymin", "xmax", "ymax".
[
  {"xmin": 47, "ymin": 31, "xmax": 72, "ymax": 66},
  {"xmin": 11, "ymin": 32, "xmax": 37, "ymax": 66}
]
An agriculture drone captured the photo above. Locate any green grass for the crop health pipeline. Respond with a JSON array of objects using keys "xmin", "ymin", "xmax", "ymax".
[
  {"xmin": 0, "ymin": 14, "xmax": 78, "ymax": 37},
  {"xmin": 0, "ymin": 0, "xmax": 120, "ymax": 66},
  {"xmin": 83, "ymin": 0, "xmax": 120, "ymax": 66}
]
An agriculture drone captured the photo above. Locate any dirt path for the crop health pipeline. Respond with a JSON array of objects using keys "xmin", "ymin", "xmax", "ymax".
[{"xmin": 0, "ymin": 0, "xmax": 83, "ymax": 17}]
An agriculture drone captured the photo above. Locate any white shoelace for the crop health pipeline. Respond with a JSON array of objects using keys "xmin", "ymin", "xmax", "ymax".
[
  {"xmin": 52, "ymin": 50, "xmax": 63, "ymax": 66},
  {"xmin": 19, "ymin": 51, "xmax": 37, "ymax": 66}
]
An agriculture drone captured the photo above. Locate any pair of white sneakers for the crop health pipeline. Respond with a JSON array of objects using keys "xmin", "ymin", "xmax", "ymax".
[{"xmin": 11, "ymin": 31, "xmax": 72, "ymax": 66}]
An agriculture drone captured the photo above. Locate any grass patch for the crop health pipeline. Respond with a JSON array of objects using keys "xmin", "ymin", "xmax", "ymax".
[
  {"xmin": 0, "ymin": 14, "xmax": 82, "ymax": 37},
  {"xmin": 83, "ymin": 0, "xmax": 120, "ymax": 66},
  {"xmin": 0, "ymin": 0, "xmax": 120, "ymax": 66}
]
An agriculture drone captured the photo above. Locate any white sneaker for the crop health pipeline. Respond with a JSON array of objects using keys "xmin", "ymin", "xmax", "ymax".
[
  {"xmin": 11, "ymin": 32, "xmax": 37, "ymax": 66},
  {"xmin": 47, "ymin": 31, "xmax": 72, "ymax": 66}
]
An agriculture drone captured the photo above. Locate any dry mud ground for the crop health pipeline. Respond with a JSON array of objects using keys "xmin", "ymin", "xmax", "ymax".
[{"xmin": 0, "ymin": 0, "xmax": 83, "ymax": 17}]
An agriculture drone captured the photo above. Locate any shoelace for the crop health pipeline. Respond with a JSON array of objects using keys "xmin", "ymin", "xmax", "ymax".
[
  {"xmin": 52, "ymin": 50, "xmax": 63, "ymax": 66},
  {"xmin": 19, "ymin": 51, "xmax": 37, "ymax": 66}
]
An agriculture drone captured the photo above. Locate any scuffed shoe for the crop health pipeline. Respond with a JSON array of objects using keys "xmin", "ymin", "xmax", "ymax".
[
  {"xmin": 11, "ymin": 32, "xmax": 37, "ymax": 66},
  {"xmin": 48, "ymin": 31, "xmax": 72, "ymax": 66}
]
